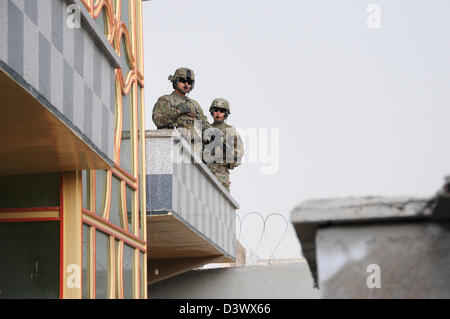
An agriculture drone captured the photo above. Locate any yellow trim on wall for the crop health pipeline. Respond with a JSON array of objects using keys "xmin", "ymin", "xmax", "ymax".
[
  {"xmin": 133, "ymin": 248, "xmax": 139, "ymax": 298},
  {"xmin": 89, "ymin": 226, "xmax": 95, "ymax": 299},
  {"xmin": 108, "ymin": 235, "xmax": 116, "ymax": 299},
  {"xmin": 83, "ymin": 214, "xmax": 146, "ymax": 251},
  {"xmin": 103, "ymin": 170, "xmax": 113, "ymax": 220},
  {"xmin": 62, "ymin": 171, "xmax": 83, "ymax": 299},
  {"xmin": 80, "ymin": 0, "xmax": 146, "ymax": 299},
  {"xmin": 142, "ymin": 252, "xmax": 147, "ymax": 299},
  {"xmin": 0, "ymin": 211, "xmax": 59, "ymax": 219},
  {"xmin": 116, "ymin": 240, "xmax": 124, "ymax": 298},
  {"xmin": 120, "ymin": 181, "xmax": 128, "ymax": 230},
  {"xmin": 139, "ymin": 88, "xmax": 146, "ymax": 241},
  {"xmin": 89, "ymin": 171, "xmax": 95, "ymax": 212}
]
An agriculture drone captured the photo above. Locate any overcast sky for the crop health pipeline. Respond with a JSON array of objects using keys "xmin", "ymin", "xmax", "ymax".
[{"xmin": 143, "ymin": 0, "xmax": 450, "ymax": 259}]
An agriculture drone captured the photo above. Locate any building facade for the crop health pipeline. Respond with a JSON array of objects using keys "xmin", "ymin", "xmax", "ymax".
[{"xmin": 0, "ymin": 0, "xmax": 147, "ymax": 298}]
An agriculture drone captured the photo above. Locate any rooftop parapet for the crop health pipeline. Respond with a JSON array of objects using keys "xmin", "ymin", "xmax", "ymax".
[{"xmin": 290, "ymin": 196, "xmax": 433, "ymax": 286}]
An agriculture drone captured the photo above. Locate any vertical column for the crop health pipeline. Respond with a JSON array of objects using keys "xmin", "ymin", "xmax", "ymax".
[
  {"xmin": 136, "ymin": 0, "xmax": 147, "ymax": 298},
  {"xmin": 110, "ymin": 236, "xmax": 117, "ymax": 298},
  {"xmin": 89, "ymin": 226, "xmax": 96, "ymax": 298},
  {"xmin": 133, "ymin": 248, "xmax": 140, "ymax": 298},
  {"xmin": 62, "ymin": 171, "xmax": 83, "ymax": 299}
]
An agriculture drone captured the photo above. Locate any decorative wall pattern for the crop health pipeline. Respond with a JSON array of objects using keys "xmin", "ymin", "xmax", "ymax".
[
  {"xmin": 0, "ymin": 0, "xmax": 116, "ymax": 162},
  {"xmin": 79, "ymin": 0, "xmax": 147, "ymax": 299}
]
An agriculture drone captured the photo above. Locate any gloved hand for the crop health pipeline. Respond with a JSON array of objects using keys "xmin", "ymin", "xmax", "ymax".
[{"xmin": 176, "ymin": 103, "xmax": 191, "ymax": 115}]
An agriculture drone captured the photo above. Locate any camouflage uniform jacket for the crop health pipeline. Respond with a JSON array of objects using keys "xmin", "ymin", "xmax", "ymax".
[
  {"xmin": 152, "ymin": 91, "xmax": 210, "ymax": 133},
  {"xmin": 205, "ymin": 121, "xmax": 244, "ymax": 191}
]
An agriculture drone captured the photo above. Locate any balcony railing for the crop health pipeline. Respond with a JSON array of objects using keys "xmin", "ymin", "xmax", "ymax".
[{"xmin": 144, "ymin": 129, "xmax": 239, "ymax": 282}]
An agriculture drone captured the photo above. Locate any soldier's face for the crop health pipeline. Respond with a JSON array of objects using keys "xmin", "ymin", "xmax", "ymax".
[
  {"xmin": 213, "ymin": 110, "xmax": 226, "ymax": 121},
  {"xmin": 175, "ymin": 79, "xmax": 192, "ymax": 95}
]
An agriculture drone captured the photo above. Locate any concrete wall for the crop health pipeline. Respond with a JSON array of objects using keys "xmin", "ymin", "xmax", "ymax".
[
  {"xmin": 316, "ymin": 221, "xmax": 450, "ymax": 298},
  {"xmin": 290, "ymin": 196, "xmax": 432, "ymax": 287},
  {"xmin": 149, "ymin": 261, "xmax": 320, "ymax": 299}
]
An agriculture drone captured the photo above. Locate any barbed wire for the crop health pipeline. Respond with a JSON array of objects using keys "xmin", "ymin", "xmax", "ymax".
[{"xmin": 232, "ymin": 211, "xmax": 299, "ymax": 263}]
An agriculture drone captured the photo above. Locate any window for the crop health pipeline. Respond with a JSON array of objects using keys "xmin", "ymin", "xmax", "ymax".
[
  {"xmin": 0, "ymin": 221, "xmax": 60, "ymax": 298},
  {"xmin": 109, "ymin": 176, "xmax": 123, "ymax": 228},
  {"xmin": 126, "ymin": 186, "xmax": 134, "ymax": 233},
  {"xmin": 82, "ymin": 171, "xmax": 90, "ymax": 210},
  {"xmin": 95, "ymin": 231, "xmax": 110, "ymax": 299},
  {"xmin": 140, "ymin": 252, "xmax": 146, "ymax": 298},
  {"xmin": 123, "ymin": 244, "xmax": 134, "ymax": 299},
  {"xmin": 96, "ymin": 170, "xmax": 107, "ymax": 216},
  {"xmin": 82, "ymin": 224, "xmax": 90, "ymax": 298}
]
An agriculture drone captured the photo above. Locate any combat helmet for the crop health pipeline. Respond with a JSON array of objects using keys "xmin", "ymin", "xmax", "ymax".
[
  {"xmin": 168, "ymin": 67, "xmax": 195, "ymax": 91},
  {"xmin": 209, "ymin": 98, "xmax": 230, "ymax": 118}
]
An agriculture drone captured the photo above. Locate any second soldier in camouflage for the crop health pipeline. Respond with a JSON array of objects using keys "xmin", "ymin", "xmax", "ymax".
[{"xmin": 203, "ymin": 98, "xmax": 244, "ymax": 192}]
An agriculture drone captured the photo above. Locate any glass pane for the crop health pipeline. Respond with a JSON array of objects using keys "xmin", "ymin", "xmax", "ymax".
[
  {"xmin": 95, "ymin": 231, "xmax": 110, "ymax": 299},
  {"xmin": 120, "ymin": 91, "xmax": 133, "ymax": 174},
  {"xmin": 140, "ymin": 252, "xmax": 145, "ymax": 299},
  {"xmin": 126, "ymin": 186, "xmax": 133, "ymax": 233},
  {"xmin": 109, "ymin": 177, "xmax": 123, "ymax": 228},
  {"xmin": 137, "ymin": 85, "xmax": 143, "ymax": 239},
  {"xmin": 95, "ymin": 170, "xmax": 107, "ymax": 216},
  {"xmin": 123, "ymin": 245, "xmax": 134, "ymax": 299},
  {"xmin": 0, "ymin": 221, "xmax": 60, "ymax": 298},
  {"xmin": 122, "ymin": 92, "xmax": 131, "ymax": 133},
  {"xmin": 82, "ymin": 224, "xmax": 90, "ymax": 298},
  {"xmin": 115, "ymin": 239, "xmax": 121, "ymax": 299},
  {"xmin": 138, "ymin": 205, "xmax": 142, "ymax": 239},
  {"xmin": 0, "ymin": 173, "xmax": 60, "ymax": 209},
  {"xmin": 82, "ymin": 171, "xmax": 90, "ymax": 210}
]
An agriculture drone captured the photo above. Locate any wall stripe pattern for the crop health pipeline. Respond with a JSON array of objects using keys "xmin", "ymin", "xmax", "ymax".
[{"xmin": 0, "ymin": 0, "xmax": 115, "ymax": 162}]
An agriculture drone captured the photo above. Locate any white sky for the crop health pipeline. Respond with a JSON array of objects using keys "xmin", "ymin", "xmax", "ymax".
[{"xmin": 143, "ymin": 0, "xmax": 450, "ymax": 259}]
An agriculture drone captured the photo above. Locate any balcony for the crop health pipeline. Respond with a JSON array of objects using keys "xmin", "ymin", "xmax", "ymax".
[{"xmin": 144, "ymin": 129, "xmax": 239, "ymax": 283}]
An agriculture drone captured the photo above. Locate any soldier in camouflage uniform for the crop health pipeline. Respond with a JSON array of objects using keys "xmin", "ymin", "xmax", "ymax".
[
  {"xmin": 203, "ymin": 98, "xmax": 244, "ymax": 192},
  {"xmin": 152, "ymin": 67, "xmax": 210, "ymax": 157}
]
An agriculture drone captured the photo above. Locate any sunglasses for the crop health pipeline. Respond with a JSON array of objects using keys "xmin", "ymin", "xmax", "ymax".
[
  {"xmin": 178, "ymin": 78, "xmax": 194, "ymax": 85},
  {"xmin": 212, "ymin": 107, "xmax": 227, "ymax": 113}
]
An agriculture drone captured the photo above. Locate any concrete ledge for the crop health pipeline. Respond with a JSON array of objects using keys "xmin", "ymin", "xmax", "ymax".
[
  {"xmin": 291, "ymin": 196, "xmax": 433, "ymax": 223},
  {"xmin": 290, "ymin": 196, "xmax": 433, "ymax": 286}
]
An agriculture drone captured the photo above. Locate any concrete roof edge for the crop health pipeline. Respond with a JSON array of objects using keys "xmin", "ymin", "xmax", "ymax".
[{"xmin": 290, "ymin": 196, "xmax": 433, "ymax": 225}]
